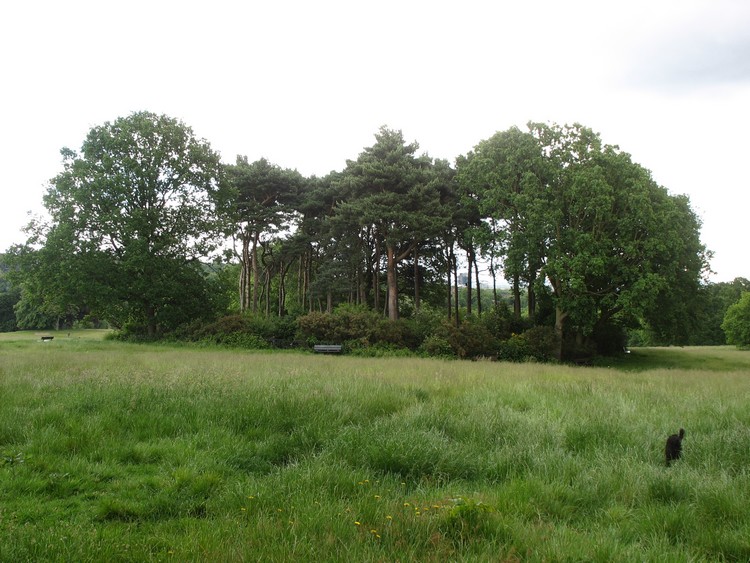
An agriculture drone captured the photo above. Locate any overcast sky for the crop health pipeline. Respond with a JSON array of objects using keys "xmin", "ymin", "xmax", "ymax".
[{"xmin": 1, "ymin": 0, "xmax": 748, "ymax": 281}]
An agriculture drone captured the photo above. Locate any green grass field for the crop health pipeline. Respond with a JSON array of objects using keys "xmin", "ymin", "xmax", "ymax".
[{"xmin": 1, "ymin": 331, "xmax": 749, "ymax": 561}]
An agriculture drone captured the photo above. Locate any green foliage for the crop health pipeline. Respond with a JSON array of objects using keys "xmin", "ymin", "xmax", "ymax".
[
  {"xmin": 722, "ymin": 292, "xmax": 750, "ymax": 348},
  {"xmin": 0, "ymin": 287, "xmax": 19, "ymax": 332},
  {"xmin": 481, "ymin": 301, "xmax": 530, "ymax": 340},
  {"xmin": 419, "ymin": 334, "xmax": 456, "ymax": 358},
  {"xmin": 17, "ymin": 111, "xmax": 227, "ymax": 338},
  {"xmin": 519, "ymin": 325, "xmax": 559, "ymax": 361},
  {"xmin": 173, "ymin": 313, "xmax": 297, "ymax": 348},
  {"xmin": 295, "ymin": 305, "xmax": 420, "ymax": 350},
  {"xmin": 433, "ymin": 319, "xmax": 500, "ymax": 359}
]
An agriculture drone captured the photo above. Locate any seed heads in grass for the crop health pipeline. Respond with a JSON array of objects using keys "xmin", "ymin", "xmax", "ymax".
[{"xmin": 1, "ymin": 451, "xmax": 25, "ymax": 467}]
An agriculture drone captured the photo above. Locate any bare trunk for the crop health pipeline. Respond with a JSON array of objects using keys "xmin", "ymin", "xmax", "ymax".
[
  {"xmin": 240, "ymin": 236, "xmax": 252, "ymax": 312},
  {"xmin": 528, "ymin": 279, "xmax": 536, "ymax": 320},
  {"xmin": 446, "ymin": 249, "xmax": 452, "ymax": 321},
  {"xmin": 413, "ymin": 247, "xmax": 421, "ymax": 312},
  {"xmin": 513, "ymin": 273, "xmax": 522, "ymax": 320},
  {"xmin": 554, "ymin": 306, "xmax": 567, "ymax": 361},
  {"xmin": 278, "ymin": 260, "xmax": 289, "ymax": 317},
  {"xmin": 386, "ymin": 244, "xmax": 398, "ymax": 320},
  {"xmin": 474, "ymin": 253, "xmax": 482, "ymax": 317},
  {"xmin": 146, "ymin": 304, "xmax": 157, "ymax": 339},
  {"xmin": 373, "ymin": 237, "xmax": 381, "ymax": 312},
  {"xmin": 251, "ymin": 232, "xmax": 259, "ymax": 314},
  {"xmin": 466, "ymin": 248, "xmax": 473, "ymax": 316},
  {"xmin": 452, "ymin": 249, "xmax": 460, "ymax": 327},
  {"xmin": 490, "ymin": 256, "xmax": 498, "ymax": 308}
]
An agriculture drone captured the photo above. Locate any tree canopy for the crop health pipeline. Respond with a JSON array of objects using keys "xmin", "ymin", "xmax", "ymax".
[
  {"xmin": 10, "ymin": 111, "xmax": 227, "ymax": 336},
  {"xmin": 2, "ymin": 114, "xmax": 722, "ymax": 359},
  {"xmin": 722, "ymin": 292, "xmax": 750, "ymax": 348}
]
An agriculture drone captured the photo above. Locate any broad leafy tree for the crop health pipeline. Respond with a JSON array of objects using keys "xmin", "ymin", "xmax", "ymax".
[
  {"xmin": 722, "ymin": 292, "xmax": 750, "ymax": 348},
  {"xmin": 527, "ymin": 122, "xmax": 710, "ymax": 358},
  {"xmin": 21, "ymin": 111, "xmax": 227, "ymax": 336}
]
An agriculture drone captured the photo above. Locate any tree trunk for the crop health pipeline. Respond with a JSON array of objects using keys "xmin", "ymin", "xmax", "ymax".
[
  {"xmin": 554, "ymin": 306, "xmax": 568, "ymax": 361},
  {"xmin": 373, "ymin": 237, "xmax": 381, "ymax": 312},
  {"xmin": 446, "ymin": 248, "xmax": 452, "ymax": 321},
  {"xmin": 474, "ymin": 253, "xmax": 482, "ymax": 317},
  {"xmin": 240, "ymin": 235, "xmax": 251, "ymax": 312},
  {"xmin": 490, "ymin": 256, "xmax": 498, "ymax": 308},
  {"xmin": 528, "ymin": 276, "xmax": 536, "ymax": 320},
  {"xmin": 386, "ymin": 244, "xmax": 398, "ymax": 321},
  {"xmin": 145, "ymin": 304, "xmax": 157, "ymax": 339},
  {"xmin": 452, "ymin": 249, "xmax": 460, "ymax": 327},
  {"xmin": 513, "ymin": 273, "xmax": 522, "ymax": 320},
  {"xmin": 251, "ymin": 232, "xmax": 260, "ymax": 314},
  {"xmin": 466, "ymin": 248, "xmax": 473, "ymax": 316},
  {"xmin": 278, "ymin": 260, "xmax": 290, "ymax": 316},
  {"xmin": 413, "ymin": 247, "xmax": 421, "ymax": 312}
]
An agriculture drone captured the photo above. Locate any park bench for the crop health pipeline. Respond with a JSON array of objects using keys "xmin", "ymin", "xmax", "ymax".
[
  {"xmin": 313, "ymin": 344, "xmax": 342, "ymax": 354},
  {"xmin": 40, "ymin": 336, "xmax": 54, "ymax": 342}
]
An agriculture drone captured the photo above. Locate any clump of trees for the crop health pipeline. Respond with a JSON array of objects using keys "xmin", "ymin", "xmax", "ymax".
[{"xmin": 2, "ymin": 111, "xmax": 737, "ymax": 361}]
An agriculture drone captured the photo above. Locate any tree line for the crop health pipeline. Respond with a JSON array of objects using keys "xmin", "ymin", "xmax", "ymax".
[{"xmin": 2, "ymin": 111, "xmax": 745, "ymax": 358}]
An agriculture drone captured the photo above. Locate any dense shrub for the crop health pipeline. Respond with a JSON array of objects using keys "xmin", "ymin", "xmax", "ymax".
[
  {"xmin": 431, "ymin": 319, "xmax": 500, "ymax": 359},
  {"xmin": 296, "ymin": 306, "xmax": 422, "ymax": 350},
  {"xmin": 170, "ymin": 314, "xmax": 297, "ymax": 349},
  {"xmin": 497, "ymin": 334, "xmax": 532, "ymax": 362},
  {"xmin": 420, "ymin": 334, "xmax": 456, "ymax": 358},
  {"xmin": 519, "ymin": 326, "xmax": 558, "ymax": 361}
]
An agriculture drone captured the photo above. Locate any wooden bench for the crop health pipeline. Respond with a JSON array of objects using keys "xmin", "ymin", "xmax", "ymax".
[
  {"xmin": 40, "ymin": 336, "xmax": 54, "ymax": 342},
  {"xmin": 313, "ymin": 344, "xmax": 342, "ymax": 354}
]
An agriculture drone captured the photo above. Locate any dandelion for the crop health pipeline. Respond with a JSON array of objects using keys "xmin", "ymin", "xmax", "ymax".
[
  {"xmin": 374, "ymin": 495, "xmax": 381, "ymax": 499},
  {"xmin": 404, "ymin": 502, "xmax": 410, "ymax": 507},
  {"xmin": 354, "ymin": 521, "xmax": 361, "ymax": 526},
  {"xmin": 386, "ymin": 515, "xmax": 393, "ymax": 520},
  {"xmin": 240, "ymin": 507, "xmax": 247, "ymax": 512},
  {"xmin": 370, "ymin": 529, "xmax": 377, "ymax": 534}
]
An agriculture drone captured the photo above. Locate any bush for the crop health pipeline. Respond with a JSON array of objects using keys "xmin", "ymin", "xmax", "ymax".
[
  {"xmin": 170, "ymin": 314, "xmax": 298, "ymax": 349},
  {"xmin": 497, "ymin": 334, "xmax": 532, "ymax": 362},
  {"xmin": 431, "ymin": 319, "xmax": 500, "ymax": 359},
  {"xmin": 295, "ymin": 305, "xmax": 422, "ymax": 349},
  {"xmin": 519, "ymin": 326, "xmax": 558, "ymax": 361},
  {"xmin": 420, "ymin": 334, "xmax": 456, "ymax": 358}
]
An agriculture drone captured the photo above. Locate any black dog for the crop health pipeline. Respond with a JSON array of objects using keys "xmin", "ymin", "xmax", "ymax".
[{"xmin": 665, "ymin": 428, "xmax": 685, "ymax": 466}]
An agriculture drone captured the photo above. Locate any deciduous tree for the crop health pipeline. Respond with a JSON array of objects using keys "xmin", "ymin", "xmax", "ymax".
[{"xmin": 23, "ymin": 111, "xmax": 227, "ymax": 336}]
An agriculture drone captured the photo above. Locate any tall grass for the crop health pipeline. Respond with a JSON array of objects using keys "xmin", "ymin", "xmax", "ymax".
[{"xmin": 1, "ymin": 332, "xmax": 749, "ymax": 561}]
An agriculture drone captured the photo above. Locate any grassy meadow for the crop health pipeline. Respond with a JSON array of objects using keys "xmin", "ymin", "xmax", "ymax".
[{"xmin": 1, "ymin": 331, "xmax": 750, "ymax": 562}]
